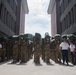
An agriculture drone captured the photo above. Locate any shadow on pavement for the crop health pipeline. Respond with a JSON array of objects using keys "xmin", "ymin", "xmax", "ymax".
[
  {"xmin": 58, "ymin": 63, "xmax": 74, "ymax": 67},
  {"xmin": 46, "ymin": 63, "xmax": 54, "ymax": 66},
  {"xmin": 7, "ymin": 61, "xmax": 27, "ymax": 65},
  {"xmin": 7, "ymin": 61, "xmax": 17, "ymax": 65},
  {"xmin": 34, "ymin": 63, "xmax": 43, "ymax": 66},
  {"xmin": 0, "ymin": 60, "xmax": 12, "ymax": 65},
  {"xmin": 17, "ymin": 63, "xmax": 26, "ymax": 65}
]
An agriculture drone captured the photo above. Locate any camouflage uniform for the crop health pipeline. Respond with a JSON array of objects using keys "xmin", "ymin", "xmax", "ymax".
[
  {"xmin": 27, "ymin": 43, "xmax": 31, "ymax": 61},
  {"xmin": 33, "ymin": 33, "xmax": 41, "ymax": 64},
  {"xmin": 54, "ymin": 34, "xmax": 62, "ymax": 63},
  {"xmin": 74, "ymin": 40, "xmax": 76, "ymax": 65},
  {"xmin": 0, "ymin": 43, "xmax": 2, "ymax": 61},
  {"xmin": 6, "ymin": 41, "xmax": 11, "ymax": 60},
  {"xmin": 29, "ymin": 43, "xmax": 33, "ymax": 59},
  {"xmin": 1, "ymin": 42, "xmax": 6, "ymax": 62},
  {"xmin": 41, "ymin": 38, "xmax": 45, "ymax": 62},
  {"xmin": 44, "ymin": 35, "xmax": 51, "ymax": 63},
  {"xmin": 12, "ymin": 41, "xmax": 19, "ymax": 62},
  {"xmin": 33, "ymin": 41, "xmax": 41, "ymax": 64},
  {"xmin": 28, "ymin": 42, "xmax": 33, "ymax": 59},
  {"xmin": 55, "ymin": 40, "xmax": 61, "ymax": 63},
  {"xmin": 16, "ymin": 41, "xmax": 21, "ymax": 62},
  {"xmin": 0, "ymin": 48, "xmax": 1, "ymax": 59},
  {"xmin": 50, "ymin": 39, "xmax": 56, "ymax": 61},
  {"xmin": 45, "ymin": 43, "xmax": 51, "ymax": 63},
  {"xmin": 20, "ymin": 39, "xmax": 29, "ymax": 63},
  {"xmin": 10, "ymin": 41, "xmax": 13, "ymax": 59},
  {"xmin": 74, "ymin": 51, "xmax": 76, "ymax": 65}
]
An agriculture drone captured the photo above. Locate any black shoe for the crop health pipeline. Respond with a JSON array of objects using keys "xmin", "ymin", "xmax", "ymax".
[
  {"xmin": 46, "ymin": 61, "xmax": 50, "ymax": 64},
  {"xmin": 63, "ymin": 62, "xmax": 64, "ymax": 65},
  {"xmin": 66, "ymin": 63, "xmax": 69, "ymax": 66},
  {"xmin": 12, "ymin": 61, "xmax": 17, "ymax": 63}
]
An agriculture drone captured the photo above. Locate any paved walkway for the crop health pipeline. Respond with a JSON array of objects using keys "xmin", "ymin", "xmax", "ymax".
[{"xmin": 0, "ymin": 59, "xmax": 76, "ymax": 75}]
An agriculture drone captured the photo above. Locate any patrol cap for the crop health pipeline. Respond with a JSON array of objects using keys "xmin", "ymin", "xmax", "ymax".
[
  {"xmin": 50, "ymin": 39, "xmax": 55, "ymax": 48},
  {"xmin": 35, "ymin": 33, "xmax": 41, "ymax": 40},
  {"xmin": 61, "ymin": 35, "xmax": 67, "ymax": 40},
  {"xmin": 45, "ymin": 35, "xmax": 50, "ymax": 39},
  {"xmin": 12, "ymin": 35, "xmax": 19, "ymax": 40},
  {"xmin": 45, "ymin": 35, "xmax": 50, "ymax": 43},
  {"xmin": 19, "ymin": 34, "xmax": 24, "ymax": 40},
  {"xmin": 45, "ymin": 32, "xmax": 49, "ymax": 37},
  {"xmin": 0, "ymin": 36, "xmax": 8, "ymax": 42},
  {"xmin": 23, "ymin": 34, "xmax": 33, "ymax": 40},
  {"xmin": 35, "ymin": 33, "xmax": 41, "ymax": 37},
  {"xmin": 54, "ymin": 34, "xmax": 61, "ymax": 40},
  {"xmin": 51, "ymin": 39, "xmax": 55, "ymax": 43},
  {"xmin": 67, "ymin": 34, "xmax": 76, "ymax": 42}
]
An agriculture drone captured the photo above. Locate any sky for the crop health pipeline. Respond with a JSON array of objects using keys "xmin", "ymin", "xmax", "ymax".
[{"xmin": 25, "ymin": 0, "xmax": 51, "ymax": 38}]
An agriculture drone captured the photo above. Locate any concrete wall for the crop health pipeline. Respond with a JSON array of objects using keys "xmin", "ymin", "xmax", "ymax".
[
  {"xmin": 51, "ymin": 3, "xmax": 57, "ymax": 36},
  {"xmin": 19, "ymin": 0, "xmax": 29, "ymax": 35},
  {"xmin": 19, "ymin": 2, "xmax": 25, "ymax": 34}
]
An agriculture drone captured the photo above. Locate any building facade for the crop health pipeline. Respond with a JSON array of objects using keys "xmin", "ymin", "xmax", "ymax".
[
  {"xmin": 0, "ymin": 0, "xmax": 17, "ymax": 36},
  {"xmin": 19, "ymin": 0, "xmax": 29, "ymax": 35},
  {"xmin": 59, "ymin": 0, "xmax": 76, "ymax": 35},
  {"xmin": 0, "ymin": 0, "xmax": 29, "ymax": 36},
  {"xmin": 48, "ymin": 0, "xmax": 60, "ymax": 36},
  {"xmin": 48, "ymin": 0, "xmax": 76, "ymax": 35}
]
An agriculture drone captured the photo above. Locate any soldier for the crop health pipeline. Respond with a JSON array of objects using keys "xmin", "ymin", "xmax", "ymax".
[
  {"xmin": 20, "ymin": 38, "xmax": 29, "ymax": 63},
  {"xmin": 33, "ymin": 33, "xmax": 42, "ymax": 64},
  {"xmin": 29, "ymin": 42, "xmax": 33, "ymax": 59},
  {"xmin": 12, "ymin": 35, "xmax": 19, "ymax": 63},
  {"xmin": 8, "ymin": 36, "xmax": 13, "ymax": 59},
  {"xmin": 44, "ymin": 35, "xmax": 51, "ymax": 64},
  {"xmin": 68, "ymin": 34, "xmax": 76, "ymax": 65},
  {"xmin": 9, "ymin": 41, "xmax": 13, "ymax": 59},
  {"xmin": 27, "ymin": 41, "xmax": 31, "ymax": 61},
  {"xmin": 41, "ymin": 38, "xmax": 45, "ymax": 62},
  {"xmin": 54, "ymin": 34, "xmax": 61, "ymax": 63},
  {"xmin": 23, "ymin": 34, "xmax": 32, "ymax": 61},
  {"xmin": 17, "ymin": 43, "xmax": 21, "ymax": 62},
  {"xmin": 0, "ymin": 41, "xmax": 2, "ymax": 62},
  {"xmin": 6, "ymin": 41, "xmax": 11, "ymax": 60},
  {"xmin": 50, "ymin": 38, "xmax": 56, "ymax": 61},
  {"xmin": 74, "ymin": 37, "xmax": 76, "ymax": 65},
  {"xmin": 1, "ymin": 41, "xmax": 6, "ymax": 62}
]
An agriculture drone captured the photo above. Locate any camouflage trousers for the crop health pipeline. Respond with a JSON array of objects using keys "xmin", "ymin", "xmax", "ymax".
[
  {"xmin": 0, "ymin": 48, "xmax": 6, "ymax": 61},
  {"xmin": 54, "ymin": 50, "xmax": 61, "ymax": 63},
  {"xmin": 0, "ymin": 49, "xmax": 2, "ymax": 57},
  {"xmin": 13, "ymin": 49, "xmax": 18, "ymax": 62},
  {"xmin": 45, "ymin": 50, "xmax": 50, "ymax": 63},
  {"xmin": 50, "ymin": 50, "xmax": 55, "ymax": 61},
  {"xmin": 34, "ymin": 51, "xmax": 41, "ymax": 64},
  {"xmin": 42, "ymin": 51, "xmax": 45, "ymax": 62},
  {"xmin": 74, "ymin": 52, "xmax": 76, "ymax": 64},
  {"xmin": 21, "ymin": 50, "xmax": 28, "ymax": 62}
]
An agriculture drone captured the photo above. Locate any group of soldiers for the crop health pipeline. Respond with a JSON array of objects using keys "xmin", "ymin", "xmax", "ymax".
[
  {"xmin": 0, "ymin": 35, "xmax": 33, "ymax": 63},
  {"xmin": 0, "ymin": 36, "xmax": 13, "ymax": 62},
  {"xmin": 0, "ymin": 33, "xmax": 76, "ymax": 65}
]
